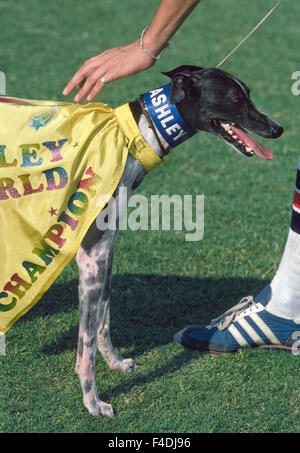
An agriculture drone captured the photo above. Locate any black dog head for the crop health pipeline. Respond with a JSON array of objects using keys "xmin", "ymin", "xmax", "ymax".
[{"xmin": 163, "ymin": 65, "xmax": 283, "ymax": 159}]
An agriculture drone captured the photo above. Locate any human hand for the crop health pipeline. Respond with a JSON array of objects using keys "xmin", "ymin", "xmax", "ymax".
[{"xmin": 62, "ymin": 40, "xmax": 155, "ymax": 102}]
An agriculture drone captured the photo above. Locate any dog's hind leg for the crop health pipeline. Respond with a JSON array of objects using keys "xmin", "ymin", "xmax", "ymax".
[{"xmin": 75, "ymin": 230, "xmax": 116, "ymax": 417}]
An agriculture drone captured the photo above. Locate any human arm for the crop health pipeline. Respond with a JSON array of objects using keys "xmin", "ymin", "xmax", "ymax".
[{"xmin": 62, "ymin": 0, "xmax": 201, "ymax": 102}]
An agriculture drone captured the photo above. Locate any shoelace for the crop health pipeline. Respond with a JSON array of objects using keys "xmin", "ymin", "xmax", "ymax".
[{"xmin": 209, "ymin": 296, "xmax": 257, "ymax": 331}]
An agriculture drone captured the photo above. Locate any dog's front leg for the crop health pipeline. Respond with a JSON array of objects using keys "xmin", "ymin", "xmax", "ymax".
[
  {"xmin": 96, "ymin": 236, "xmax": 138, "ymax": 373},
  {"xmin": 75, "ymin": 201, "xmax": 137, "ymax": 415},
  {"xmin": 94, "ymin": 180, "xmax": 139, "ymax": 372}
]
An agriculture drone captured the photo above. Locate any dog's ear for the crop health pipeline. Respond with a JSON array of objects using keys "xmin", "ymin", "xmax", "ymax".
[
  {"xmin": 168, "ymin": 74, "xmax": 186, "ymax": 104},
  {"xmin": 162, "ymin": 65, "xmax": 204, "ymax": 78},
  {"xmin": 162, "ymin": 65, "xmax": 204, "ymax": 104}
]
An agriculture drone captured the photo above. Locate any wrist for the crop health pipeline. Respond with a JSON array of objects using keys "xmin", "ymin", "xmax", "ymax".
[{"xmin": 140, "ymin": 26, "xmax": 171, "ymax": 61}]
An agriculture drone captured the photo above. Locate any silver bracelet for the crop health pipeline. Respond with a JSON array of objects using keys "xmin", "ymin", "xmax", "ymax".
[{"xmin": 140, "ymin": 26, "xmax": 171, "ymax": 61}]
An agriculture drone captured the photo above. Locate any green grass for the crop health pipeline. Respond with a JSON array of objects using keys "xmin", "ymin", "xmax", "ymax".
[{"xmin": 1, "ymin": 0, "xmax": 300, "ymax": 433}]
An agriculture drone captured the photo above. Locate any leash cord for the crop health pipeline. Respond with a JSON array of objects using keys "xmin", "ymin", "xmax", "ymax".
[{"xmin": 216, "ymin": 0, "xmax": 284, "ymax": 68}]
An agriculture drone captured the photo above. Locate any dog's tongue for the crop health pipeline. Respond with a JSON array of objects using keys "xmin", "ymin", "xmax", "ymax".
[{"xmin": 230, "ymin": 125, "xmax": 273, "ymax": 160}]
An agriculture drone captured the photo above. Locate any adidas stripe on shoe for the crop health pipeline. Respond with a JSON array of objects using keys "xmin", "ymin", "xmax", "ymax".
[{"xmin": 174, "ymin": 286, "xmax": 300, "ymax": 354}]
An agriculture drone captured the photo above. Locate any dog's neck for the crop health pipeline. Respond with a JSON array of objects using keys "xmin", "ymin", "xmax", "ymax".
[
  {"xmin": 129, "ymin": 83, "xmax": 197, "ymax": 160},
  {"xmin": 129, "ymin": 99, "xmax": 169, "ymax": 159}
]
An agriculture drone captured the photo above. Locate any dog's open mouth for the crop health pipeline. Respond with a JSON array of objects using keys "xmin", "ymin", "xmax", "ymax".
[{"xmin": 212, "ymin": 119, "xmax": 273, "ymax": 160}]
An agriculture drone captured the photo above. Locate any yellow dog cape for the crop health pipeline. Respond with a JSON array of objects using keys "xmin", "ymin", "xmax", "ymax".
[{"xmin": 0, "ymin": 97, "xmax": 162, "ymax": 333}]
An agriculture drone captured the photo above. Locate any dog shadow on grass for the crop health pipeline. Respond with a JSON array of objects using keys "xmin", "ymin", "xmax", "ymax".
[
  {"xmin": 17, "ymin": 273, "xmax": 270, "ymax": 402},
  {"xmin": 21, "ymin": 272, "xmax": 268, "ymax": 353}
]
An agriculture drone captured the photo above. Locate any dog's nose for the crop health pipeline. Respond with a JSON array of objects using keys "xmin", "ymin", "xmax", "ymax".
[{"xmin": 270, "ymin": 124, "xmax": 284, "ymax": 138}]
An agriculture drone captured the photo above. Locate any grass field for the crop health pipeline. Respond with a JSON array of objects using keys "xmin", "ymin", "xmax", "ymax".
[{"xmin": 0, "ymin": 0, "xmax": 300, "ymax": 433}]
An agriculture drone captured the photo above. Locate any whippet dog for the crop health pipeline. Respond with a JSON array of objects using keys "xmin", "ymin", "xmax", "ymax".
[{"xmin": 74, "ymin": 66, "xmax": 283, "ymax": 416}]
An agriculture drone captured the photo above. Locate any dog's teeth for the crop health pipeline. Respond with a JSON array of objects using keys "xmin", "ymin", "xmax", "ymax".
[{"xmin": 221, "ymin": 123, "xmax": 230, "ymax": 131}]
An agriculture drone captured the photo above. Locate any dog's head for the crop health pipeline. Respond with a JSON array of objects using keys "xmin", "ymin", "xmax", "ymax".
[{"xmin": 163, "ymin": 65, "xmax": 283, "ymax": 159}]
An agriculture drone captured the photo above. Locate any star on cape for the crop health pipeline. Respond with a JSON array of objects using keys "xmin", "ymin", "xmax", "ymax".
[{"xmin": 48, "ymin": 207, "xmax": 57, "ymax": 217}]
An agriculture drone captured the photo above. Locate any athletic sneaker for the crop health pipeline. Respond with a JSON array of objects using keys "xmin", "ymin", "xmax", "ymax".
[{"xmin": 174, "ymin": 285, "xmax": 300, "ymax": 354}]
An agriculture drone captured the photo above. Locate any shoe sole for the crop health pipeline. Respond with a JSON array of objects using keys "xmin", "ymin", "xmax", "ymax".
[
  {"xmin": 174, "ymin": 333, "xmax": 300, "ymax": 355},
  {"xmin": 258, "ymin": 344, "xmax": 300, "ymax": 354}
]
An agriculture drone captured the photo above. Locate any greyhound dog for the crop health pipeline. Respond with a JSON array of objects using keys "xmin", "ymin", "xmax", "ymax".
[{"xmin": 74, "ymin": 66, "xmax": 283, "ymax": 417}]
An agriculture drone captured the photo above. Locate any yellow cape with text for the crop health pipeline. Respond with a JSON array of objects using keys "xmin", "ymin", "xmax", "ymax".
[{"xmin": 0, "ymin": 97, "xmax": 162, "ymax": 333}]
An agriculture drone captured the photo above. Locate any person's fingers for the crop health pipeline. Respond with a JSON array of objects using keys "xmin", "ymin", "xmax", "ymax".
[
  {"xmin": 66, "ymin": 52, "xmax": 122, "ymax": 101},
  {"xmin": 87, "ymin": 71, "xmax": 116, "ymax": 101},
  {"xmin": 74, "ymin": 67, "xmax": 109, "ymax": 102},
  {"xmin": 86, "ymin": 78, "xmax": 108, "ymax": 101},
  {"xmin": 63, "ymin": 69, "xmax": 90, "ymax": 96},
  {"xmin": 76, "ymin": 79, "xmax": 86, "ymax": 90},
  {"xmin": 63, "ymin": 41, "xmax": 155, "ymax": 102},
  {"xmin": 63, "ymin": 57, "xmax": 104, "ymax": 96}
]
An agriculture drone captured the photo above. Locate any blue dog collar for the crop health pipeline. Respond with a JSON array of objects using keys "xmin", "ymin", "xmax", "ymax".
[{"xmin": 143, "ymin": 83, "xmax": 197, "ymax": 148}]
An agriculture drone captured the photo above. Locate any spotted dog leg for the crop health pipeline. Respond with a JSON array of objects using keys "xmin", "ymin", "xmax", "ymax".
[
  {"xmin": 75, "ymin": 234, "xmax": 116, "ymax": 417},
  {"xmin": 75, "ymin": 216, "xmax": 136, "ymax": 415},
  {"xmin": 75, "ymin": 159, "xmax": 143, "ymax": 416},
  {"xmin": 94, "ymin": 182, "xmax": 139, "ymax": 372},
  {"xmin": 96, "ymin": 233, "xmax": 138, "ymax": 373}
]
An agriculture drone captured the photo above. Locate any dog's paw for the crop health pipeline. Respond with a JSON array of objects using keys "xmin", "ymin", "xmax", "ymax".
[
  {"xmin": 110, "ymin": 357, "xmax": 138, "ymax": 373},
  {"xmin": 85, "ymin": 399, "xmax": 115, "ymax": 418}
]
